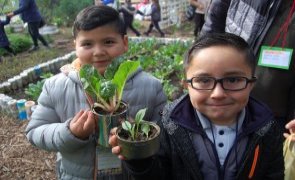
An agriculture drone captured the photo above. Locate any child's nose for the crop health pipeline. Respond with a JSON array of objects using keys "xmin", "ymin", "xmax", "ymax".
[
  {"xmin": 93, "ymin": 45, "xmax": 104, "ymax": 55},
  {"xmin": 210, "ymin": 83, "xmax": 227, "ymax": 98}
]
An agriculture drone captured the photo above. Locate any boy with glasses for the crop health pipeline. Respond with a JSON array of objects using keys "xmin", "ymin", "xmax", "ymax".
[{"xmin": 109, "ymin": 33, "xmax": 284, "ymax": 179}]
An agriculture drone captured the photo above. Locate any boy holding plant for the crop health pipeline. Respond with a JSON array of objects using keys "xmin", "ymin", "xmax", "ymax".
[
  {"xmin": 109, "ymin": 33, "xmax": 284, "ymax": 179},
  {"xmin": 25, "ymin": 5, "xmax": 167, "ymax": 180}
]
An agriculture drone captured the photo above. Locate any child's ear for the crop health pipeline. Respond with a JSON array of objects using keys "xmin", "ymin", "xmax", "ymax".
[
  {"xmin": 248, "ymin": 81, "xmax": 256, "ymax": 91},
  {"xmin": 123, "ymin": 35, "xmax": 128, "ymax": 52},
  {"xmin": 182, "ymin": 80, "xmax": 188, "ymax": 89}
]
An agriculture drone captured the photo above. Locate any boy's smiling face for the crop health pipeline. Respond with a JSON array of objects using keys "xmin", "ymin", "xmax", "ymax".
[
  {"xmin": 186, "ymin": 46, "xmax": 255, "ymax": 125},
  {"xmin": 74, "ymin": 24, "xmax": 128, "ymax": 74}
]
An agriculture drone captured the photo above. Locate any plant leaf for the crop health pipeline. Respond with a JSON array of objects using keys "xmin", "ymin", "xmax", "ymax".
[
  {"xmin": 113, "ymin": 60, "xmax": 140, "ymax": 103},
  {"xmin": 104, "ymin": 56, "xmax": 125, "ymax": 80},
  {"xmin": 135, "ymin": 108, "xmax": 147, "ymax": 124},
  {"xmin": 141, "ymin": 123, "xmax": 150, "ymax": 138},
  {"xmin": 122, "ymin": 121, "xmax": 132, "ymax": 131},
  {"xmin": 99, "ymin": 80, "xmax": 116, "ymax": 100}
]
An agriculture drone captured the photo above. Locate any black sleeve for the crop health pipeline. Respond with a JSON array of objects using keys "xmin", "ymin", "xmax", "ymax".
[
  {"xmin": 200, "ymin": 0, "xmax": 231, "ymax": 35},
  {"xmin": 13, "ymin": 0, "xmax": 31, "ymax": 15}
]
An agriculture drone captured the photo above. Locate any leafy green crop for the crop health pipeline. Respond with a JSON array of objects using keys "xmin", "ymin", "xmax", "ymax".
[
  {"xmin": 25, "ymin": 73, "xmax": 53, "ymax": 102},
  {"xmin": 79, "ymin": 56, "xmax": 140, "ymax": 113}
]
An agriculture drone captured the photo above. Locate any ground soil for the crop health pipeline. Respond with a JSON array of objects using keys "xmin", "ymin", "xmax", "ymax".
[{"xmin": 0, "ymin": 21, "xmax": 194, "ymax": 179}]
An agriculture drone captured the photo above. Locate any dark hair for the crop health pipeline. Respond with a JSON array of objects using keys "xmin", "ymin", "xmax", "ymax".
[
  {"xmin": 72, "ymin": 5, "xmax": 126, "ymax": 38},
  {"xmin": 184, "ymin": 33, "xmax": 256, "ymax": 76}
]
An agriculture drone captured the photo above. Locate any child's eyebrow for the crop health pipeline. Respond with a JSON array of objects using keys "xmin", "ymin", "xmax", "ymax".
[{"xmin": 191, "ymin": 71, "xmax": 248, "ymax": 77}]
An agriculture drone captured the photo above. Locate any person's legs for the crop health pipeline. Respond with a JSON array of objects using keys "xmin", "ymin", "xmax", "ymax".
[
  {"xmin": 144, "ymin": 23, "xmax": 154, "ymax": 36},
  {"xmin": 29, "ymin": 21, "xmax": 49, "ymax": 48},
  {"xmin": 3, "ymin": 46, "xmax": 16, "ymax": 55},
  {"xmin": 194, "ymin": 13, "xmax": 205, "ymax": 37},
  {"xmin": 153, "ymin": 20, "xmax": 164, "ymax": 37},
  {"xmin": 128, "ymin": 24, "xmax": 141, "ymax": 36},
  {"xmin": 28, "ymin": 22, "xmax": 39, "ymax": 48}
]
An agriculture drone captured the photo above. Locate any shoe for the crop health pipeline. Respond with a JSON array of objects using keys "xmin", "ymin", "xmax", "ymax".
[
  {"xmin": 28, "ymin": 46, "xmax": 39, "ymax": 52},
  {"xmin": 45, "ymin": 44, "xmax": 52, "ymax": 49},
  {"xmin": 160, "ymin": 33, "xmax": 165, "ymax": 37}
]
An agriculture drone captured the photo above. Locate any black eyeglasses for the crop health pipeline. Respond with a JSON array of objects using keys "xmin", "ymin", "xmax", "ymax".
[{"xmin": 186, "ymin": 76, "xmax": 257, "ymax": 91}]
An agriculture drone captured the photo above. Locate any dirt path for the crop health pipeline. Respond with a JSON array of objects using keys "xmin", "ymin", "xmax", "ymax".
[{"xmin": 0, "ymin": 115, "xmax": 56, "ymax": 179}]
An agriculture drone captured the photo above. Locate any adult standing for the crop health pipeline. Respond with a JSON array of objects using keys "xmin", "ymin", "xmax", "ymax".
[
  {"xmin": 201, "ymin": 0, "xmax": 295, "ymax": 131},
  {"xmin": 189, "ymin": 0, "xmax": 210, "ymax": 37},
  {"xmin": 7, "ymin": 0, "xmax": 49, "ymax": 52},
  {"xmin": 144, "ymin": 0, "xmax": 165, "ymax": 37}
]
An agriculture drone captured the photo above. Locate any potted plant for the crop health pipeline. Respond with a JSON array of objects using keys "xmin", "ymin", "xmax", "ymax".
[
  {"xmin": 116, "ymin": 108, "xmax": 161, "ymax": 159},
  {"xmin": 79, "ymin": 57, "xmax": 140, "ymax": 147}
]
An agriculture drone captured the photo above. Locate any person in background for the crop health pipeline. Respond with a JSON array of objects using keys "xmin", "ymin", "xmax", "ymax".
[
  {"xmin": 144, "ymin": 0, "xmax": 165, "ymax": 37},
  {"xmin": 25, "ymin": 5, "xmax": 166, "ymax": 180},
  {"xmin": 201, "ymin": 0, "xmax": 295, "ymax": 131},
  {"xmin": 119, "ymin": 0, "xmax": 144, "ymax": 37},
  {"xmin": 110, "ymin": 33, "xmax": 284, "ymax": 179},
  {"xmin": 0, "ymin": 16, "xmax": 16, "ymax": 57},
  {"xmin": 7, "ymin": 0, "xmax": 49, "ymax": 52},
  {"xmin": 189, "ymin": 0, "xmax": 210, "ymax": 37}
]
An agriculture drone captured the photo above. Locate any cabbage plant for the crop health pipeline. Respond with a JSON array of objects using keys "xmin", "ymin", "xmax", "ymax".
[{"xmin": 79, "ymin": 57, "xmax": 140, "ymax": 113}]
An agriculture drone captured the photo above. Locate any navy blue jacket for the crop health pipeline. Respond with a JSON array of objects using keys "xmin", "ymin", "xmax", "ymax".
[
  {"xmin": 13, "ymin": 0, "xmax": 42, "ymax": 23},
  {"xmin": 0, "ymin": 17, "xmax": 11, "ymax": 47},
  {"xmin": 123, "ymin": 95, "xmax": 284, "ymax": 180}
]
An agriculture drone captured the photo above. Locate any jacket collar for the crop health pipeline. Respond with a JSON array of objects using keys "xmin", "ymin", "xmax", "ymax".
[{"xmin": 170, "ymin": 94, "xmax": 274, "ymax": 135}]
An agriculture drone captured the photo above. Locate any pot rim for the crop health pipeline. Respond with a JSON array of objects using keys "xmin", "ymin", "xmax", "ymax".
[{"xmin": 92, "ymin": 101, "xmax": 128, "ymax": 116}]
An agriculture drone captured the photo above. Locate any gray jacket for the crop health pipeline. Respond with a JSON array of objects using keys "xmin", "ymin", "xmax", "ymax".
[{"xmin": 25, "ymin": 66, "xmax": 167, "ymax": 179}]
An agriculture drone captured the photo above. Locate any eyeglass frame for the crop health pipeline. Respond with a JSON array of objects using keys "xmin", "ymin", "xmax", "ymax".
[{"xmin": 185, "ymin": 76, "xmax": 257, "ymax": 91}]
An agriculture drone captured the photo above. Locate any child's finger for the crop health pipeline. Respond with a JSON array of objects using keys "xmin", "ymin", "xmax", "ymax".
[
  {"xmin": 284, "ymin": 133, "xmax": 290, "ymax": 139},
  {"xmin": 110, "ymin": 127, "xmax": 118, "ymax": 135},
  {"xmin": 76, "ymin": 110, "xmax": 90, "ymax": 125},
  {"xmin": 109, "ymin": 133, "xmax": 118, "ymax": 146},
  {"xmin": 83, "ymin": 111, "xmax": 96, "ymax": 132},
  {"xmin": 72, "ymin": 110, "xmax": 84, "ymax": 123},
  {"xmin": 285, "ymin": 119, "xmax": 295, "ymax": 130},
  {"xmin": 111, "ymin": 146, "xmax": 121, "ymax": 155}
]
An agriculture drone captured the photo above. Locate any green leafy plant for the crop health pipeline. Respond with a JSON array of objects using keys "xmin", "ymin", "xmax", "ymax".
[
  {"xmin": 122, "ymin": 108, "xmax": 150, "ymax": 141},
  {"xmin": 25, "ymin": 73, "xmax": 53, "ymax": 102},
  {"xmin": 79, "ymin": 57, "xmax": 140, "ymax": 113}
]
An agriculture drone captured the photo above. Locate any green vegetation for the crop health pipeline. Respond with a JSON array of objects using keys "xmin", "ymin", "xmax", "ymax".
[
  {"xmin": 122, "ymin": 108, "xmax": 150, "ymax": 141},
  {"xmin": 0, "ymin": 33, "xmax": 32, "ymax": 55},
  {"xmin": 24, "ymin": 73, "xmax": 53, "ymax": 102},
  {"xmin": 80, "ymin": 57, "xmax": 140, "ymax": 113}
]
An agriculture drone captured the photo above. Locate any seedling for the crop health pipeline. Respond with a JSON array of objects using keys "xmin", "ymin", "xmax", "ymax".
[{"xmin": 122, "ymin": 108, "xmax": 150, "ymax": 141}]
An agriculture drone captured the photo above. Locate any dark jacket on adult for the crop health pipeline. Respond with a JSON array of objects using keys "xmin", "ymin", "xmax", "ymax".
[
  {"xmin": 13, "ymin": 0, "xmax": 42, "ymax": 23},
  {"xmin": 151, "ymin": 4, "xmax": 161, "ymax": 22},
  {"xmin": 0, "ymin": 17, "xmax": 11, "ymax": 47},
  {"xmin": 123, "ymin": 95, "xmax": 284, "ymax": 180},
  {"xmin": 201, "ymin": 0, "xmax": 295, "ymax": 123}
]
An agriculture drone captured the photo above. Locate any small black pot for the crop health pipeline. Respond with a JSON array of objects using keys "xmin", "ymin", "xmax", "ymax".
[{"xmin": 116, "ymin": 121, "xmax": 160, "ymax": 160}]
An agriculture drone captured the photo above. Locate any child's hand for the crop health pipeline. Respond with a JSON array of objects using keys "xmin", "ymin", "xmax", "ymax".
[
  {"xmin": 70, "ymin": 110, "xmax": 97, "ymax": 140},
  {"xmin": 6, "ymin": 12, "xmax": 14, "ymax": 18},
  {"xmin": 284, "ymin": 119, "xmax": 295, "ymax": 141},
  {"xmin": 109, "ymin": 127, "xmax": 126, "ymax": 160}
]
